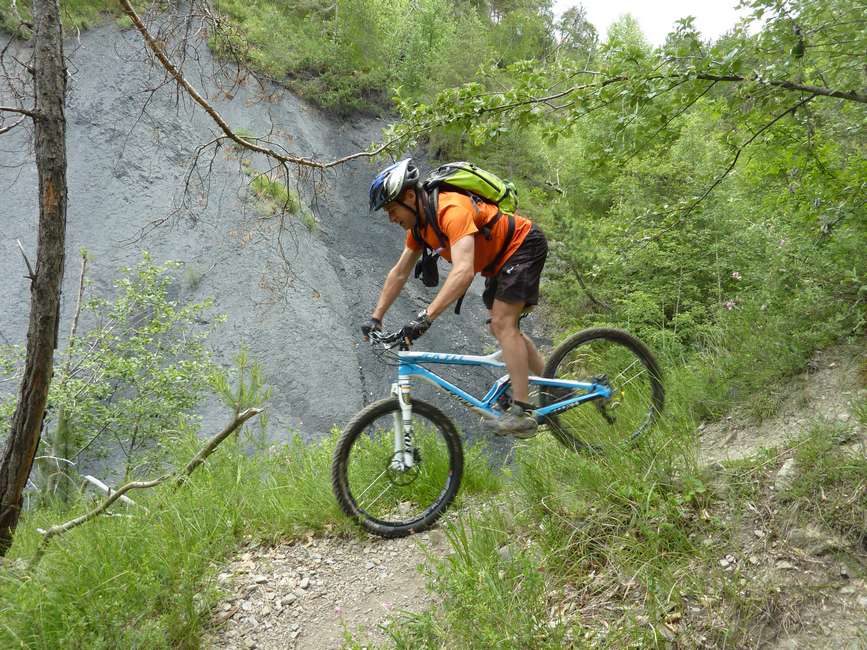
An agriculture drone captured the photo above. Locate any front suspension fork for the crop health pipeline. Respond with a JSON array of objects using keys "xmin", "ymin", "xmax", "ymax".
[{"xmin": 391, "ymin": 380, "xmax": 415, "ymax": 469}]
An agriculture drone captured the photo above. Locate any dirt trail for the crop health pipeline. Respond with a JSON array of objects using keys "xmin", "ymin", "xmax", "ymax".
[
  {"xmin": 205, "ymin": 529, "xmax": 451, "ymax": 650},
  {"xmin": 207, "ymin": 343, "xmax": 866, "ymax": 649},
  {"xmin": 700, "ymin": 343, "xmax": 866, "ymax": 464}
]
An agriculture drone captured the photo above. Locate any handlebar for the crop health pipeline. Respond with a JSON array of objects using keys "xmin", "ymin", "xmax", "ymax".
[{"xmin": 368, "ymin": 329, "xmax": 411, "ymax": 350}]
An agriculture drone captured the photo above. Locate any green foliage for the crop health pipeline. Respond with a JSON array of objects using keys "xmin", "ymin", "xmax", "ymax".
[
  {"xmin": 241, "ymin": 164, "xmax": 316, "ymax": 229},
  {"xmin": 211, "ymin": 0, "xmax": 555, "ymax": 113},
  {"xmin": 42, "ymin": 253, "xmax": 221, "ymax": 482},
  {"xmin": 0, "ymin": 0, "xmax": 153, "ymax": 36},
  {"xmin": 0, "ymin": 422, "xmax": 501, "ymax": 648}
]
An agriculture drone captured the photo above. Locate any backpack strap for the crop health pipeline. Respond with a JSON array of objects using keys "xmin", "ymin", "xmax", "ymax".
[
  {"xmin": 422, "ymin": 187, "xmax": 448, "ymax": 249},
  {"xmin": 482, "ymin": 213, "xmax": 516, "ymax": 276},
  {"xmin": 414, "ymin": 187, "xmax": 516, "ymax": 315}
]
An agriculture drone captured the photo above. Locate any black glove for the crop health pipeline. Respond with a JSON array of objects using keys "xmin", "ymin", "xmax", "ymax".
[
  {"xmin": 361, "ymin": 317, "xmax": 382, "ymax": 340},
  {"xmin": 401, "ymin": 310, "xmax": 432, "ymax": 343}
]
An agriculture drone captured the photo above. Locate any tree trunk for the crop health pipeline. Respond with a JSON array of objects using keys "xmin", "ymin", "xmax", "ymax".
[{"xmin": 0, "ymin": 0, "xmax": 67, "ymax": 555}]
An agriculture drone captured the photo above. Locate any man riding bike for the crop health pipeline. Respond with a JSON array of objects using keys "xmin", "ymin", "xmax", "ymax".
[{"xmin": 362, "ymin": 158, "xmax": 548, "ymax": 438}]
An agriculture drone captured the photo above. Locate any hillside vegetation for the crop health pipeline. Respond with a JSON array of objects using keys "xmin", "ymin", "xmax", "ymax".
[{"xmin": 0, "ymin": 0, "xmax": 864, "ymax": 647}]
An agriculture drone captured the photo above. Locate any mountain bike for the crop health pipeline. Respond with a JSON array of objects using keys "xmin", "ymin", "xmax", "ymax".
[{"xmin": 331, "ymin": 327, "xmax": 664, "ymax": 538}]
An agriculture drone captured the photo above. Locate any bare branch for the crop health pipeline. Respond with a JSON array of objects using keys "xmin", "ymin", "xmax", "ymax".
[
  {"xmin": 176, "ymin": 406, "xmax": 262, "ymax": 485},
  {"xmin": 117, "ymin": 0, "xmax": 395, "ymax": 169},
  {"xmin": 28, "ymin": 406, "xmax": 263, "ymax": 569},
  {"xmin": 0, "ymin": 105, "xmax": 37, "ymax": 118},
  {"xmin": 696, "ymin": 73, "xmax": 867, "ymax": 104},
  {"xmin": 15, "ymin": 239, "xmax": 35, "ymax": 280},
  {"xmin": 0, "ymin": 114, "xmax": 26, "ymax": 135},
  {"xmin": 82, "ymin": 475, "xmax": 138, "ymax": 507},
  {"xmin": 62, "ymin": 251, "xmax": 88, "ymax": 374}
]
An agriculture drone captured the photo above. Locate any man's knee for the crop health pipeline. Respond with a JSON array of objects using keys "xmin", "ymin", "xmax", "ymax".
[{"xmin": 489, "ymin": 312, "xmax": 520, "ymax": 339}]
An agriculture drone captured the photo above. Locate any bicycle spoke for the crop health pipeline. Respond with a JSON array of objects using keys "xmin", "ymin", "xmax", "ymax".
[
  {"xmin": 338, "ymin": 400, "xmax": 459, "ymax": 532},
  {"xmin": 354, "ymin": 467, "xmax": 389, "ymax": 502},
  {"xmin": 360, "ymin": 480, "xmax": 395, "ymax": 512},
  {"xmin": 611, "ymin": 358, "xmax": 643, "ymax": 384}
]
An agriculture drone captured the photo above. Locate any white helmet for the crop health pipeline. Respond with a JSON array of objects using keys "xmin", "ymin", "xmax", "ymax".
[{"xmin": 369, "ymin": 158, "xmax": 420, "ymax": 211}]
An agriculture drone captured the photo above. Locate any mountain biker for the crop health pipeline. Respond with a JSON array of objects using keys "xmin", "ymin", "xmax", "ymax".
[{"xmin": 362, "ymin": 158, "xmax": 548, "ymax": 438}]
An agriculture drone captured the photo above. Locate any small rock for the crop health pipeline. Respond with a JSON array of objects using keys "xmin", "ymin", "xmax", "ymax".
[
  {"xmin": 240, "ymin": 601, "xmax": 252, "ymax": 612},
  {"xmin": 719, "ymin": 554, "xmax": 736, "ymax": 569},
  {"xmin": 787, "ymin": 525, "xmax": 844, "ymax": 556},
  {"xmin": 365, "ymin": 561, "xmax": 375, "ymax": 570},
  {"xmin": 748, "ymin": 555, "xmax": 760, "ymax": 565},
  {"xmin": 252, "ymin": 575, "xmax": 268, "ymax": 584},
  {"xmin": 282, "ymin": 593, "xmax": 297, "ymax": 606},
  {"xmin": 775, "ymin": 560, "xmax": 795, "ymax": 570},
  {"xmin": 858, "ymin": 596, "xmax": 867, "ymax": 608},
  {"xmin": 299, "ymin": 576, "xmax": 310, "ymax": 590},
  {"xmin": 839, "ymin": 585, "xmax": 856, "ymax": 595},
  {"xmin": 242, "ymin": 639, "xmax": 257, "ymax": 650},
  {"xmin": 774, "ymin": 458, "xmax": 798, "ymax": 491}
]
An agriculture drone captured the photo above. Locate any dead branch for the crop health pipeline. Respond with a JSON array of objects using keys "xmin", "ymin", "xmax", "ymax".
[
  {"xmin": 28, "ymin": 406, "xmax": 262, "ymax": 570},
  {"xmin": 176, "ymin": 406, "xmax": 261, "ymax": 485},
  {"xmin": 117, "ymin": 0, "xmax": 397, "ymax": 170},
  {"xmin": 15, "ymin": 239, "xmax": 35, "ymax": 280},
  {"xmin": 0, "ymin": 114, "xmax": 26, "ymax": 135},
  {"xmin": 63, "ymin": 251, "xmax": 88, "ymax": 373},
  {"xmin": 82, "ymin": 475, "xmax": 138, "ymax": 507},
  {"xmin": 0, "ymin": 105, "xmax": 38, "ymax": 118}
]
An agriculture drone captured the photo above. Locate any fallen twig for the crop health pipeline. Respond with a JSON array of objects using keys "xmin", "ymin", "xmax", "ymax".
[{"xmin": 28, "ymin": 406, "xmax": 262, "ymax": 570}]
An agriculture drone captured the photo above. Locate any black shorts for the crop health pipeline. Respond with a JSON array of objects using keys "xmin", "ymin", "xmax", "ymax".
[{"xmin": 483, "ymin": 225, "xmax": 548, "ymax": 310}]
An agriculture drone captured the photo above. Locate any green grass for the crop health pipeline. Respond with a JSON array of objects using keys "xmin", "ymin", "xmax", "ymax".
[
  {"xmin": 382, "ymin": 360, "xmax": 866, "ymax": 648},
  {"xmin": 0, "ymin": 426, "xmax": 499, "ymax": 649},
  {"xmin": 0, "ymin": 0, "xmax": 143, "ymax": 36},
  {"xmin": 2, "ymin": 344, "xmax": 862, "ymax": 648},
  {"xmin": 242, "ymin": 165, "xmax": 317, "ymax": 230}
]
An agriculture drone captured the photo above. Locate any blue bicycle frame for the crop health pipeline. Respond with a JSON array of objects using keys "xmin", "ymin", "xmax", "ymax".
[{"xmin": 395, "ymin": 349, "xmax": 613, "ymax": 421}]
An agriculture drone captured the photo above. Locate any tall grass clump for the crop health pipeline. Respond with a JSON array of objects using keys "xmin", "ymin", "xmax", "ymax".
[
  {"xmin": 0, "ymin": 421, "xmax": 503, "ymax": 647},
  {"xmin": 0, "ymin": 424, "xmax": 343, "ymax": 649},
  {"xmin": 392, "ymin": 397, "xmax": 721, "ymax": 646}
]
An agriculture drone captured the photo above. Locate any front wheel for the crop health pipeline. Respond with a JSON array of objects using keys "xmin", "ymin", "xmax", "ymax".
[
  {"xmin": 540, "ymin": 328, "xmax": 664, "ymax": 452},
  {"xmin": 331, "ymin": 397, "xmax": 463, "ymax": 538}
]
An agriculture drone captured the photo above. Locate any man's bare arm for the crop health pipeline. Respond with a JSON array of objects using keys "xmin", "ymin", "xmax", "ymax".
[
  {"xmin": 426, "ymin": 235, "xmax": 475, "ymax": 320},
  {"xmin": 372, "ymin": 246, "xmax": 422, "ymax": 321}
]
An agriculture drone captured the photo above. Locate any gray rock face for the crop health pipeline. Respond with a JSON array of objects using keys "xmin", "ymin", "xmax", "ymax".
[{"xmin": 0, "ymin": 24, "xmax": 500, "ymax": 442}]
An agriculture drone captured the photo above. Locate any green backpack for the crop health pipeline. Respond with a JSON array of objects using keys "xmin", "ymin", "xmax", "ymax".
[{"xmin": 423, "ymin": 162, "xmax": 518, "ymax": 215}]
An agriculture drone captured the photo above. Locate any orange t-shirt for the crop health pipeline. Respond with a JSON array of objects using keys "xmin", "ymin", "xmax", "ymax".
[{"xmin": 404, "ymin": 192, "xmax": 531, "ymax": 277}]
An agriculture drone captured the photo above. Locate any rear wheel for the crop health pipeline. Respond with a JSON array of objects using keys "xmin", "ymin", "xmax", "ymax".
[
  {"xmin": 540, "ymin": 328, "xmax": 664, "ymax": 451},
  {"xmin": 331, "ymin": 397, "xmax": 463, "ymax": 538}
]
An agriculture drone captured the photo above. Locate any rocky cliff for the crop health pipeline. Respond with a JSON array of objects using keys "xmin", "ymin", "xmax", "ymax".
[{"xmin": 0, "ymin": 23, "xmax": 500, "ymax": 441}]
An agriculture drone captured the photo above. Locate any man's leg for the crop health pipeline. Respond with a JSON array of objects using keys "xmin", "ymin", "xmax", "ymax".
[
  {"xmin": 489, "ymin": 299, "xmax": 532, "ymax": 403},
  {"xmin": 524, "ymin": 333, "xmax": 544, "ymax": 376}
]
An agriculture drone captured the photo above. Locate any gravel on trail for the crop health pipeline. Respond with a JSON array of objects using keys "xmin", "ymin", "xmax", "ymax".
[{"xmin": 206, "ymin": 530, "xmax": 450, "ymax": 650}]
